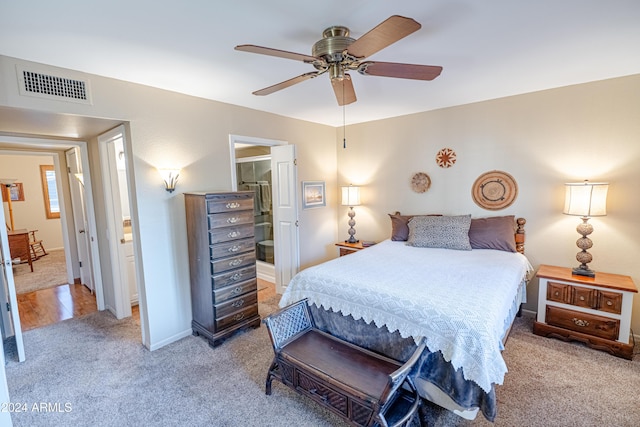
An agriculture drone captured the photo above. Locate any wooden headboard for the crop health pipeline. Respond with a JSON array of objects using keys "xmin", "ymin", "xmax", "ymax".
[{"xmin": 515, "ymin": 217, "xmax": 526, "ymax": 254}]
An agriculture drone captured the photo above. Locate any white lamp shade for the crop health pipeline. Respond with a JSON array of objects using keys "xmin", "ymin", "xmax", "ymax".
[
  {"xmin": 563, "ymin": 181, "xmax": 608, "ymax": 217},
  {"xmin": 341, "ymin": 185, "xmax": 361, "ymax": 206}
]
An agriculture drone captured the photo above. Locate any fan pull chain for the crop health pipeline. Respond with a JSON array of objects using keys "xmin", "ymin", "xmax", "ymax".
[{"xmin": 342, "ymin": 79, "xmax": 347, "ymax": 149}]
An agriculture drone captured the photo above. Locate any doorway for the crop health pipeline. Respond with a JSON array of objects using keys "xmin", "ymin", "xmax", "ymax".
[{"xmin": 229, "ymin": 135, "xmax": 300, "ymax": 293}]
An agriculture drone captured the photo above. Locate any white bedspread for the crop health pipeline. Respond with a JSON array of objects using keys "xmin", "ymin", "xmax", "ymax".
[{"xmin": 279, "ymin": 239, "xmax": 533, "ymax": 393}]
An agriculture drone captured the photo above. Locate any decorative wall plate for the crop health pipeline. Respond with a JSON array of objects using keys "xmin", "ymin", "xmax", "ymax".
[
  {"xmin": 410, "ymin": 172, "xmax": 431, "ymax": 193},
  {"xmin": 436, "ymin": 148, "xmax": 456, "ymax": 168},
  {"xmin": 472, "ymin": 170, "xmax": 518, "ymax": 210}
]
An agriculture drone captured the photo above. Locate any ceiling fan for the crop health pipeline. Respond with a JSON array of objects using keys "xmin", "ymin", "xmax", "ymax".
[{"xmin": 235, "ymin": 15, "xmax": 443, "ymax": 106}]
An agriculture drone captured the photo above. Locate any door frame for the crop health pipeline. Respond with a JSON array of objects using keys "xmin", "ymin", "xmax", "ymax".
[
  {"xmin": 0, "ymin": 136, "xmax": 104, "ymax": 310},
  {"xmin": 97, "ymin": 125, "xmax": 133, "ymax": 319},
  {"xmin": 228, "ymin": 134, "xmax": 299, "ymax": 292},
  {"xmin": 65, "ymin": 147, "xmax": 93, "ymax": 291}
]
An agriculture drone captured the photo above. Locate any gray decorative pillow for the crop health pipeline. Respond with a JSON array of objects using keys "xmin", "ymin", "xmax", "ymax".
[
  {"xmin": 469, "ymin": 215, "xmax": 517, "ymax": 252},
  {"xmin": 406, "ymin": 215, "xmax": 472, "ymax": 250}
]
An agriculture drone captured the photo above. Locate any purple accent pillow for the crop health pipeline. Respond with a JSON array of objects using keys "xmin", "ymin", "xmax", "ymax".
[
  {"xmin": 468, "ymin": 215, "xmax": 516, "ymax": 252},
  {"xmin": 388, "ymin": 212, "xmax": 413, "ymax": 241}
]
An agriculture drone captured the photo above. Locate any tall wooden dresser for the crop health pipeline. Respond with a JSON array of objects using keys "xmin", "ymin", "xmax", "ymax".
[{"xmin": 185, "ymin": 191, "xmax": 260, "ymax": 347}]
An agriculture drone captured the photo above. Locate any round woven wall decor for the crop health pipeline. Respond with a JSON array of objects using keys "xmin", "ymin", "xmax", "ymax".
[
  {"xmin": 410, "ymin": 172, "xmax": 431, "ymax": 193},
  {"xmin": 471, "ymin": 170, "xmax": 518, "ymax": 210},
  {"xmin": 435, "ymin": 148, "xmax": 456, "ymax": 168}
]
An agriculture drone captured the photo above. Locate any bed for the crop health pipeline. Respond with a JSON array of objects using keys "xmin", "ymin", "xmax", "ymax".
[{"xmin": 279, "ymin": 214, "xmax": 532, "ymax": 421}]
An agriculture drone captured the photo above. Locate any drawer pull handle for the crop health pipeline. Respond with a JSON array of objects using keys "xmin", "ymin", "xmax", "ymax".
[
  {"xmin": 606, "ymin": 301, "xmax": 613, "ymax": 306},
  {"xmin": 309, "ymin": 388, "xmax": 328, "ymax": 403},
  {"xmin": 229, "ymin": 259, "xmax": 242, "ymax": 267},
  {"xmin": 227, "ymin": 231, "xmax": 240, "ymax": 238},
  {"xmin": 226, "ymin": 202, "xmax": 240, "ymax": 209},
  {"xmin": 554, "ymin": 291, "xmax": 559, "ymax": 297},
  {"xmin": 227, "ymin": 217, "xmax": 239, "ymax": 224},
  {"xmin": 572, "ymin": 318, "xmax": 589, "ymax": 327},
  {"xmin": 579, "ymin": 296, "xmax": 585, "ymax": 301},
  {"xmin": 228, "ymin": 245, "xmax": 240, "ymax": 252},
  {"xmin": 231, "ymin": 299, "xmax": 245, "ymax": 308},
  {"xmin": 230, "ymin": 286, "xmax": 243, "ymax": 296},
  {"xmin": 230, "ymin": 273, "xmax": 242, "ymax": 281},
  {"xmin": 233, "ymin": 312, "xmax": 245, "ymax": 321}
]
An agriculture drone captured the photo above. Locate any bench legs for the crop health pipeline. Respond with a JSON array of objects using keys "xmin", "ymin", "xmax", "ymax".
[{"xmin": 265, "ymin": 359, "xmax": 278, "ymax": 396}]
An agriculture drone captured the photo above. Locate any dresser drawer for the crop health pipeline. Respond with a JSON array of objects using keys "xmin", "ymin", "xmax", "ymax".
[
  {"xmin": 545, "ymin": 305, "xmax": 619, "ymax": 341},
  {"xmin": 547, "ymin": 281, "xmax": 570, "ymax": 303},
  {"xmin": 212, "ymin": 265, "xmax": 256, "ymax": 290},
  {"xmin": 211, "ymin": 251, "xmax": 256, "ymax": 274},
  {"xmin": 215, "ymin": 304, "xmax": 258, "ymax": 331},
  {"xmin": 209, "ymin": 224, "xmax": 254, "ymax": 244},
  {"xmin": 296, "ymin": 370, "xmax": 349, "ymax": 417},
  {"xmin": 571, "ymin": 286, "xmax": 597, "ymax": 309},
  {"xmin": 215, "ymin": 291, "xmax": 258, "ymax": 319},
  {"xmin": 210, "ymin": 238, "xmax": 255, "ymax": 260},
  {"xmin": 207, "ymin": 196, "xmax": 254, "ymax": 214},
  {"xmin": 597, "ymin": 290, "xmax": 622, "ymax": 314},
  {"xmin": 214, "ymin": 278, "xmax": 256, "ymax": 303},
  {"xmin": 208, "ymin": 211, "xmax": 254, "ymax": 229}
]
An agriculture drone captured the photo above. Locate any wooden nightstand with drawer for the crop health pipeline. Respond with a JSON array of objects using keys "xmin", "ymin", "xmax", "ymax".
[
  {"xmin": 533, "ymin": 264, "xmax": 638, "ymax": 359},
  {"xmin": 335, "ymin": 241, "xmax": 364, "ymax": 256}
]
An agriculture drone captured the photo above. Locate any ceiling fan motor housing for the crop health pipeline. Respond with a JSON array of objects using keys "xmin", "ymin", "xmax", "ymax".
[{"xmin": 312, "ymin": 26, "xmax": 355, "ymax": 64}]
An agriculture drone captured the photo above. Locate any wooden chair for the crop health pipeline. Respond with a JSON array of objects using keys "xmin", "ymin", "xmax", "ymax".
[{"xmin": 28, "ymin": 230, "xmax": 48, "ymax": 260}]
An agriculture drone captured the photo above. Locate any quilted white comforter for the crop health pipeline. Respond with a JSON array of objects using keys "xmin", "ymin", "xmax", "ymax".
[{"xmin": 279, "ymin": 239, "xmax": 533, "ymax": 393}]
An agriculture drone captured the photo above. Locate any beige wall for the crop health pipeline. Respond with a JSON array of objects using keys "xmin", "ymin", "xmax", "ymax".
[
  {"xmin": 0, "ymin": 55, "xmax": 338, "ymax": 350},
  {"xmin": 337, "ymin": 74, "xmax": 640, "ymax": 334},
  {"xmin": 0, "ymin": 153, "xmax": 64, "ymax": 249}
]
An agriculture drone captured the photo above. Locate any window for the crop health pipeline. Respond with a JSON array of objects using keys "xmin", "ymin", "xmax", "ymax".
[{"xmin": 40, "ymin": 165, "xmax": 60, "ymax": 219}]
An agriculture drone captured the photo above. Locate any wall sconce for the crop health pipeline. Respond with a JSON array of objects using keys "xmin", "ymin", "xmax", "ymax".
[
  {"xmin": 341, "ymin": 184, "xmax": 361, "ymax": 243},
  {"xmin": 0, "ymin": 178, "xmax": 17, "ymax": 230},
  {"xmin": 158, "ymin": 169, "xmax": 180, "ymax": 193},
  {"xmin": 563, "ymin": 180, "xmax": 608, "ymax": 277}
]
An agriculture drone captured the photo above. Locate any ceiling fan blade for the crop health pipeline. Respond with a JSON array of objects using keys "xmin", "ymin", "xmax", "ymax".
[
  {"xmin": 346, "ymin": 15, "xmax": 421, "ymax": 59},
  {"xmin": 235, "ymin": 44, "xmax": 319, "ymax": 63},
  {"xmin": 253, "ymin": 72, "xmax": 322, "ymax": 96},
  {"xmin": 358, "ymin": 61, "xmax": 443, "ymax": 81},
  {"xmin": 331, "ymin": 74, "xmax": 357, "ymax": 106}
]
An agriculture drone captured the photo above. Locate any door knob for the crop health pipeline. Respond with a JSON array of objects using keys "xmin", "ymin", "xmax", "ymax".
[{"xmin": 79, "ymin": 229, "xmax": 86, "ymax": 233}]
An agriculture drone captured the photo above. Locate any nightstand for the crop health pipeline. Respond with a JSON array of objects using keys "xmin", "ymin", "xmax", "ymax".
[
  {"xmin": 533, "ymin": 264, "xmax": 638, "ymax": 359},
  {"xmin": 335, "ymin": 241, "xmax": 364, "ymax": 257}
]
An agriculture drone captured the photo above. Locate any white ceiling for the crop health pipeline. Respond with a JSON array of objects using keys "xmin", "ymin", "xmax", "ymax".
[{"xmin": 1, "ymin": 0, "xmax": 639, "ymax": 127}]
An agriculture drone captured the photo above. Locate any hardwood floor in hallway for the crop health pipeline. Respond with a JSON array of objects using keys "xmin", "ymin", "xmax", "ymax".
[{"xmin": 16, "ymin": 278, "xmax": 276, "ymax": 331}]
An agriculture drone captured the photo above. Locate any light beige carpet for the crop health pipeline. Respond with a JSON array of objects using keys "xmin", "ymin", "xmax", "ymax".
[{"xmin": 12, "ymin": 249, "xmax": 68, "ymax": 294}]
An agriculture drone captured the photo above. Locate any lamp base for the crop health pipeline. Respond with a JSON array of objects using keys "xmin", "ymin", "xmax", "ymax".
[
  {"xmin": 572, "ymin": 267, "xmax": 595, "ymax": 278},
  {"xmin": 345, "ymin": 238, "xmax": 359, "ymax": 244}
]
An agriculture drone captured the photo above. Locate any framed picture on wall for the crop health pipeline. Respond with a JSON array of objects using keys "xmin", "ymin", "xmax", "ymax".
[
  {"xmin": 1, "ymin": 182, "xmax": 25, "ymax": 202},
  {"xmin": 302, "ymin": 181, "xmax": 326, "ymax": 209}
]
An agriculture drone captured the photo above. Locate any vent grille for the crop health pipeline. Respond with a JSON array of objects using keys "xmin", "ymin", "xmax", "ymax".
[
  {"xmin": 23, "ymin": 70, "xmax": 87, "ymax": 100},
  {"xmin": 17, "ymin": 65, "xmax": 92, "ymax": 104}
]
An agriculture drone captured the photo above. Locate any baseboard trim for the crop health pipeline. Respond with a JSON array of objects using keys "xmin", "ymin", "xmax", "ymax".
[{"xmin": 149, "ymin": 328, "xmax": 193, "ymax": 352}]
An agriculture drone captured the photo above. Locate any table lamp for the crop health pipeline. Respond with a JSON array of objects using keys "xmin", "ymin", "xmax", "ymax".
[
  {"xmin": 341, "ymin": 185, "xmax": 361, "ymax": 243},
  {"xmin": 563, "ymin": 180, "xmax": 608, "ymax": 277}
]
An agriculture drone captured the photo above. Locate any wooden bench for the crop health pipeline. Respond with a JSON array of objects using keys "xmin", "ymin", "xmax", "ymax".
[{"xmin": 264, "ymin": 299, "xmax": 425, "ymax": 427}]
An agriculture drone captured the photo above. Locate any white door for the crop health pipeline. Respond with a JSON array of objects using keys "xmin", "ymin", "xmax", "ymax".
[
  {"xmin": 0, "ymin": 195, "xmax": 25, "ymax": 362},
  {"xmin": 98, "ymin": 127, "xmax": 135, "ymax": 318},
  {"xmin": 65, "ymin": 148, "xmax": 94, "ymax": 291},
  {"xmin": 271, "ymin": 145, "xmax": 300, "ymax": 293}
]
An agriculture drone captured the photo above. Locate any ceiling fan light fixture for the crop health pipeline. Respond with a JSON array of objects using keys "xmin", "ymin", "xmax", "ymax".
[{"xmin": 329, "ymin": 63, "xmax": 345, "ymax": 81}]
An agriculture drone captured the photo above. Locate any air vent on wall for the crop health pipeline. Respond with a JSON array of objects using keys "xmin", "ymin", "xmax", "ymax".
[{"xmin": 16, "ymin": 65, "xmax": 92, "ymax": 105}]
